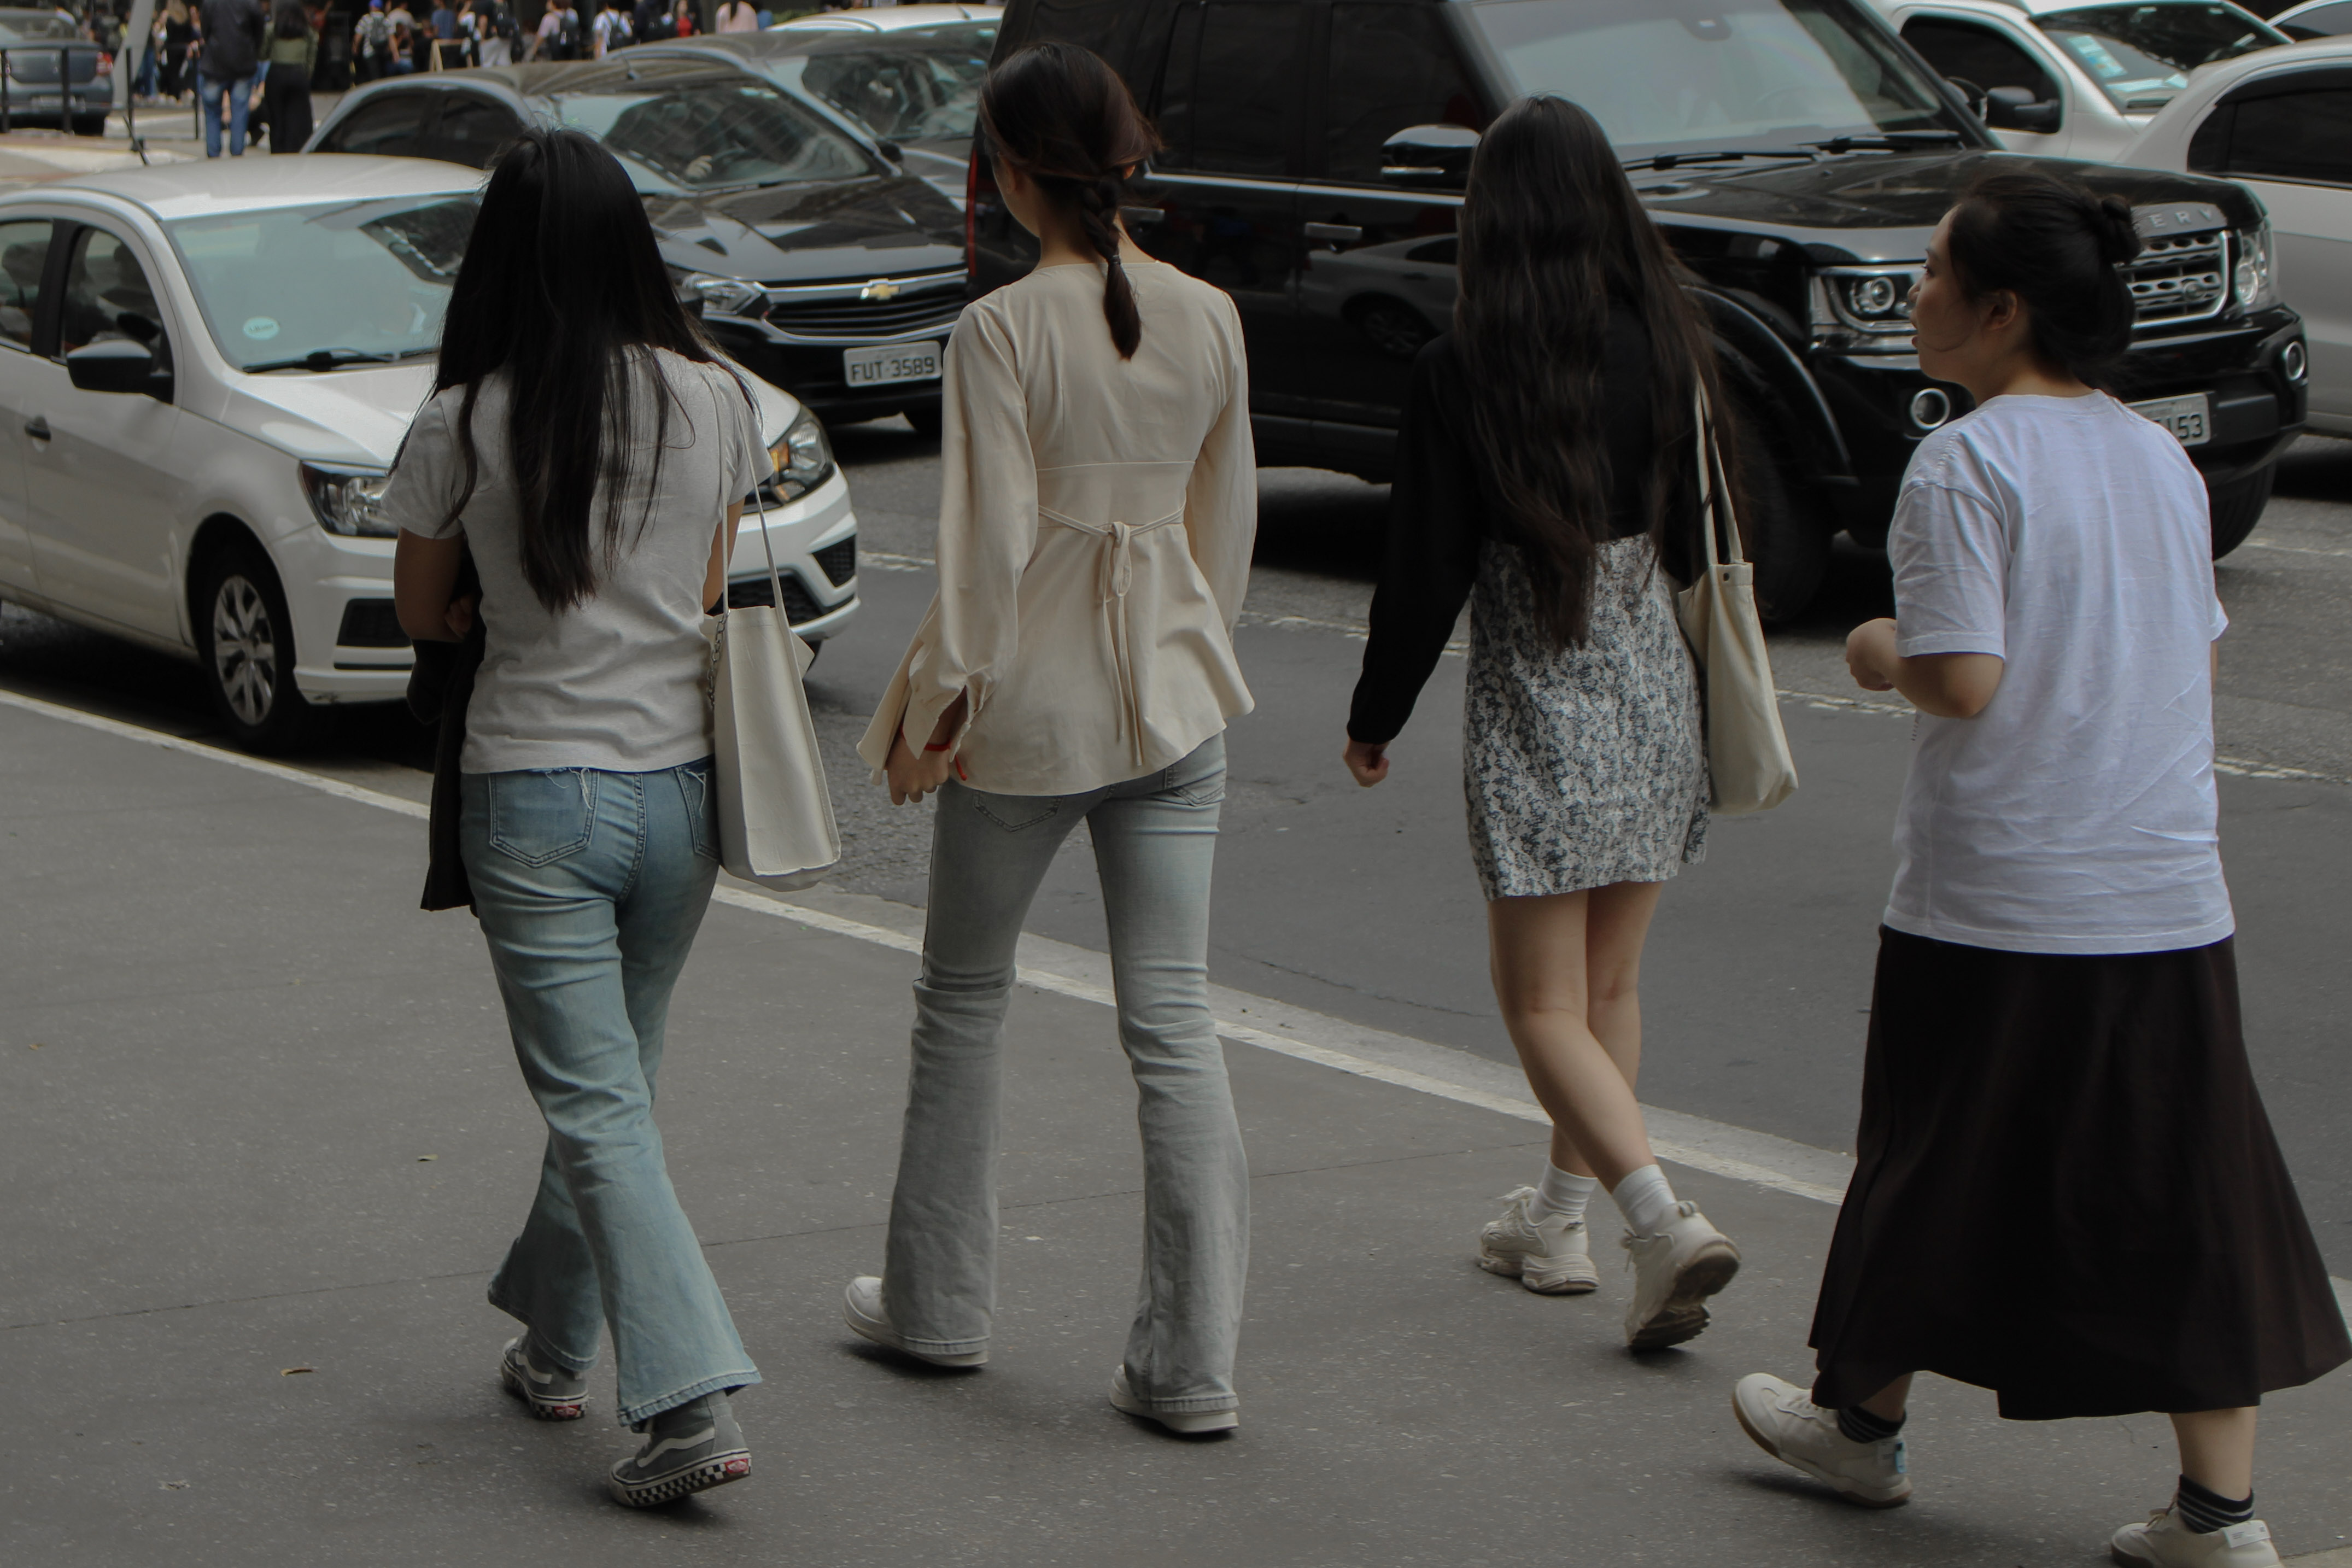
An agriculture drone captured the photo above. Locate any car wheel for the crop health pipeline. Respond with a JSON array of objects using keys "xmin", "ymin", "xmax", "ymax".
[
  {"xmin": 903, "ymin": 405, "xmax": 943, "ymax": 438},
  {"xmin": 1351, "ymin": 298, "xmax": 1436, "ymax": 361},
  {"xmin": 1722, "ymin": 387, "xmax": 1830, "ymax": 623},
  {"xmin": 195, "ymin": 544, "xmax": 317, "ymax": 752},
  {"xmin": 2208, "ymin": 462, "xmax": 2274, "ymax": 559}
]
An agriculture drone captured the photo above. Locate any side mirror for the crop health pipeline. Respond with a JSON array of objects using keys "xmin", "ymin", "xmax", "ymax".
[
  {"xmin": 1985, "ymin": 85, "xmax": 2062, "ymax": 133},
  {"xmin": 1379, "ymin": 123, "xmax": 1479, "ymax": 188},
  {"xmin": 1944, "ymin": 74, "xmax": 1988, "ymax": 120},
  {"xmin": 875, "ymin": 138, "xmax": 904, "ymax": 162},
  {"xmin": 67, "ymin": 338, "xmax": 171, "ymax": 400}
]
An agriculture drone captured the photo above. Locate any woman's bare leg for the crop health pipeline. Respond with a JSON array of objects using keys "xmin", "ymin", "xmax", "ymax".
[
  {"xmin": 1487, "ymin": 882, "xmax": 1665, "ymax": 1187},
  {"xmin": 2172, "ymin": 1408, "xmax": 2256, "ymax": 1500}
]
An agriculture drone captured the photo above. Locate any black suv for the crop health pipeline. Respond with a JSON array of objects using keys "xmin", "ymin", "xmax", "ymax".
[{"xmin": 972, "ymin": 0, "xmax": 2308, "ymax": 616}]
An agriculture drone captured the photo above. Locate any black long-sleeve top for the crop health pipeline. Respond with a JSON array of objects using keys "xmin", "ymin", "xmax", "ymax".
[{"xmin": 1346, "ymin": 309, "xmax": 1666, "ymax": 745}]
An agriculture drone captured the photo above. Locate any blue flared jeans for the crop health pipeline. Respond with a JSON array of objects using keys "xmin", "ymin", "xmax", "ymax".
[
  {"xmin": 459, "ymin": 759, "xmax": 759, "ymax": 1426},
  {"xmin": 882, "ymin": 735, "xmax": 1250, "ymax": 1415}
]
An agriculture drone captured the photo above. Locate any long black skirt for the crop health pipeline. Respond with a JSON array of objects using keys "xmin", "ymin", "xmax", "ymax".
[
  {"xmin": 264, "ymin": 62, "xmax": 312, "ymax": 154},
  {"xmin": 1810, "ymin": 928, "xmax": 2348, "ymax": 1421}
]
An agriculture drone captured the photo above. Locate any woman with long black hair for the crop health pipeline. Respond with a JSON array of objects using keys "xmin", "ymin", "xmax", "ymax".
[
  {"xmin": 1733, "ymin": 167, "xmax": 2346, "ymax": 1567},
  {"xmin": 1344, "ymin": 96, "xmax": 1741, "ymax": 1350},
  {"xmin": 387, "ymin": 128, "xmax": 768, "ymax": 1508},
  {"xmin": 261, "ymin": 0, "xmax": 315, "ymax": 154},
  {"xmin": 842, "ymin": 42, "xmax": 1259, "ymax": 1435}
]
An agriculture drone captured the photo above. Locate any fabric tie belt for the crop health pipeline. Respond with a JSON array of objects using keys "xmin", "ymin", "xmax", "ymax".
[{"xmin": 1040, "ymin": 503, "xmax": 1186, "ymax": 768}]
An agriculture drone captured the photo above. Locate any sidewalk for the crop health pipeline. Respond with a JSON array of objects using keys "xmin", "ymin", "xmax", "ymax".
[{"xmin": 3, "ymin": 691, "xmax": 2348, "ymax": 1567}]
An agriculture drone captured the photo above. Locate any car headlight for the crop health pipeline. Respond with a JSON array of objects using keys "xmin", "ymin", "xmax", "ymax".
[
  {"xmin": 677, "ymin": 271, "xmax": 768, "ymax": 319},
  {"xmin": 2232, "ymin": 224, "xmax": 2277, "ymax": 312},
  {"xmin": 300, "ymin": 462, "xmax": 398, "ymax": 537},
  {"xmin": 765, "ymin": 405, "xmax": 835, "ymax": 501},
  {"xmin": 1811, "ymin": 267, "xmax": 1921, "ymax": 346}
]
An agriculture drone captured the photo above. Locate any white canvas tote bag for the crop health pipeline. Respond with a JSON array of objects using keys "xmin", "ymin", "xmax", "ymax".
[
  {"xmin": 707, "ymin": 481, "xmax": 840, "ymax": 890},
  {"xmin": 1676, "ymin": 393, "xmax": 1799, "ymax": 816}
]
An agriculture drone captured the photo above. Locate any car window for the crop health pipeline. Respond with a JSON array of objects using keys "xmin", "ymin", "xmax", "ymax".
[
  {"xmin": 1155, "ymin": 1, "xmax": 1304, "ymax": 177},
  {"xmin": 167, "ymin": 195, "xmax": 476, "ymax": 371},
  {"xmin": 2278, "ymin": 1, "xmax": 2352, "ymax": 39},
  {"xmin": 545, "ymin": 80, "xmax": 879, "ymax": 192},
  {"xmin": 429, "ymin": 93, "xmax": 526, "ymax": 168},
  {"xmin": 0, "ymin": 217, "xmax": 50, "ymax": 350},
  {"xmin": 2037, "ymin": 4, "xmax": 2286, "ymax": 114},
  {"xmin": 1321, "ymin": 1, "xmax": 1484, "ymax": 183},
  {"xmin": 2212, "ymin": 86, "xmax": 2352, "ymax": 184},
  {"xmin": 795, "ymin": 23, "xmax": 994, "ymax": 142},
  {"xmin": 319, "ymin": 91, "xmax": 434, "ymax": 157},
  {"xmin": 0, "ymin": 14, "xmax": 79, "ymax": 40},
  {"xmin": 1900, "ymin": 17, "xmax": 2061, "ymax": 105},
  {"xmin": 57, "ymin": 228, "xmax": 171, "ymax": 370}
]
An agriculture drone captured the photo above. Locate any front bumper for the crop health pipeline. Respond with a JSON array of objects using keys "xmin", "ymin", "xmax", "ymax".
[{"xmin": 703, "ymin": 321, "xmax": 950, "ymax": 424}]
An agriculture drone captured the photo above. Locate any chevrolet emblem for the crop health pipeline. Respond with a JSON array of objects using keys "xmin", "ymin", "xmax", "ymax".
[{"xmin": 861, "ymin": 280, "xmax": 902, "ymax": 302}]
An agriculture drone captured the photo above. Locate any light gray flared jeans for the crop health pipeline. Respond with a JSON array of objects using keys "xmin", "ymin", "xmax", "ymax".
[{"xmin": 882, "ymin": 735, "xmax": 1249, "ymax": 1415}]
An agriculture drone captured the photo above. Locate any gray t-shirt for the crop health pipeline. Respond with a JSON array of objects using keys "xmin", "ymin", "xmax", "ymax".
[{"xmin": 385, "ymin": 350, "xmax": 766, "ymax": 775}]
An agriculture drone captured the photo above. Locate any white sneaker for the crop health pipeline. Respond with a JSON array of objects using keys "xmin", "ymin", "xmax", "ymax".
[
  {"xmin": 2112, "ymin": 1509, "xmax": 2281, "ymax": 1567},
  {"xmin": 1109, "ymin": 1366, "xmax": 1239, "ymax": 1435},
  {"xmin": 1731, "ymin": 1372, "xmax": 1912, "ymax": 1508},
  {"xmin": 1478, "ymin": 1187, "xmax": 1600, "ymax": 1294},
  {"xmin": 840, "ymin": 1276, "xmax": 988, "ymax": 1367},
  {"xmin": 1620, "ymin": 1201, "xmax": 1740, "ymax": 1348}
]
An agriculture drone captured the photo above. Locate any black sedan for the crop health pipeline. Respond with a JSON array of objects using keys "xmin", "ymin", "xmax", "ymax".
[{"xmin": 305, "ymin": 58, "xmax": 967, "ymax": 430}]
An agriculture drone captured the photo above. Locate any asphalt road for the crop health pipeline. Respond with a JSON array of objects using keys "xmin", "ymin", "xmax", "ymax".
[{"xmin": 3, "ymin": 420, "xmax": 2347, "ymax": 1275}]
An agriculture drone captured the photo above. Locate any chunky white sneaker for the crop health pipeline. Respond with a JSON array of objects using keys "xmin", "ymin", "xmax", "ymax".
[
  {"xmin": 1110, "ymin": 1366, "xmax": 1239, "ymax": 1435},
  {"xmin": 841, "ymin": 1276, "xmax": 988, "ymax": 1367},
  {"xmin": 1478, "ymin": 1187, "xmax": 1600, "ymax": 1294},
  {"xmin": 1732, "ymin": 1373, "xmax": 1911, "ymax": 1508},
  {"xmin": 2112, "ymin": 1509, "xmax": 2281, "ymax": 1567},
  {"xmin": 1620, "ymin": 1201, "xmax": 1740, "ymax": 1348}
]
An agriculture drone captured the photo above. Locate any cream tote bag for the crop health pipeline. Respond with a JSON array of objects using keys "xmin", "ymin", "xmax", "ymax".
[
  {"xmin": 708, "ymin": 478, "xmax": 841, "ymax": 890},
  {"xmin": 1676, "ymin": 393, "xmax": 1800, "ymax": 816}
]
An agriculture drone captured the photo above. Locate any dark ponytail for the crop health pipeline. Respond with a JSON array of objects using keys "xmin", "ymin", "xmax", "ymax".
[
  {"xmin": 979, "ymin": 42, "xmax": 1160, "ymax": 359},
  {"xmin": 1945, "ymin": 168, "xmax": 2143, "ymax": 388}
]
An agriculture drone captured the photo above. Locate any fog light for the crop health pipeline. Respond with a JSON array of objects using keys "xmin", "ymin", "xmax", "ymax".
[
  {"xmin": 2282, "ymin": 341, "xmax": 2308, "ymax": 384},
  {"xmin": 1909, "ymin": 388, "xmax": 1951, "ymax": 430}
]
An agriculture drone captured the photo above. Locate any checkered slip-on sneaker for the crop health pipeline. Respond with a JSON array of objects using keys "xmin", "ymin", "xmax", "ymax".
[{"xmin": 606, "ymin": 1391, "xmax": 751, "ymax": 1508}]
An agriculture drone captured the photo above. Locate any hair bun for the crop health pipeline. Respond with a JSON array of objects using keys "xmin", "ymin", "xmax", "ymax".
[{"xmin": 2092, "ymin": 192, "xmax": 2142, "ymax": 266}]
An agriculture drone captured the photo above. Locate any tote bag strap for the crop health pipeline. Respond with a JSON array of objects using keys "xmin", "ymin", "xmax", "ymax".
[
  {"xmin": 1692, "ymin": 388, "xmax": 1748, "ymax": 571},
  {"xmin": 733, "ymin": 382, "xmax": 787, "ymax": 615}
]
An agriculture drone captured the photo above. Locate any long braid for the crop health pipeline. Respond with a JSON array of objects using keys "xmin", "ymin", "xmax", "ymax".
[{"xmin": 1070, "ymin": 171, "xmax": 1140, "ymax": 358}]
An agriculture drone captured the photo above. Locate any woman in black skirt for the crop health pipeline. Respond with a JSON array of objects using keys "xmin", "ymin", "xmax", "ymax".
[
  {"xmin": 261, "ymin": 1, "xmax": 317, "ymax": 155},
  {"xmin": 1731, "ymin": 168, "xmax": 2348, "ymax": 1567}
]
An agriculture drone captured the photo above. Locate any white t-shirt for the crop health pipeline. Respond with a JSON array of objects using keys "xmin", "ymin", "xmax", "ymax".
[
  {"xmin": 1883, "ymin": 391, "xmax": 2232, "ymax": 955},
  {"xmin": 385, "ymin": 350, "xmax": 766, "ymax": 775}
]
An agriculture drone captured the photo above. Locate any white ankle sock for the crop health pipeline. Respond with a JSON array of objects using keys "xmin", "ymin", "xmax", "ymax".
[
  {"xmin": 1526, "ymin": 1164, "xmax": 1598, "ymax": 1225},
  {"xmin": 1610, "ymin": 1163, "xmax": 1681, "ymax": 1237}
]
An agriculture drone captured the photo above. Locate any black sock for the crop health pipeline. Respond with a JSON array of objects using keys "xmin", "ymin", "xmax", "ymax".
[
  {"xmin": 1836, "ymin": 1404, "xmax": 1905, "ymax": 1445},
  {"xmin": 2175, "ymin": 1476, "xmax": 2254, "ymax": 1535}
]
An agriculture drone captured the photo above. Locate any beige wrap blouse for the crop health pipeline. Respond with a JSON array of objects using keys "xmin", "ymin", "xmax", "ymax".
[{"xmin": 857, "ymin": 260, "xmax": 1257, "ymax": 795}]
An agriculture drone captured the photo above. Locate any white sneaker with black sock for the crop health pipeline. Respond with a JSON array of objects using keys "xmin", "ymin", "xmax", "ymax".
[{"xmin": 1731, "ymin": 1373, "xmax": 1911, "ymax": 1508}]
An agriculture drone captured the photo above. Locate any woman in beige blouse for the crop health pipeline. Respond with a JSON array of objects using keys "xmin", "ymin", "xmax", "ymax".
[{"xmin": 842, "ymin": 42, "xmax": 1258, "ymax": 1435}]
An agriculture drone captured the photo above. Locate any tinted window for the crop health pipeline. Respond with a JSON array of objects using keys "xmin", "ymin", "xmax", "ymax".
[
  {"xmin": 545, "ymin": 80, "xmax": 877, "ymax": 192},
  {"xmin": 319, "ymin": 91, "xmax": 432, "ymax": 157},
  {"xmin": 2038, "ymin": 5, "xmax": 2285, "ymax": 113},
  {"xmin": 1155, "ymin": 1, "xmax": 1303, "ymax": 177},
  {"xmin": 1322, "ymin": 1, "xmax": 1483, "ymax": 183},
  {"xmin": 2278, "ymin": 1, "xmax": 2352, "ymax": 39},
  {"xmin": 795, "ymin": 23, "xmax": 994, "ymax": 142},
  {"xmin": 2221, "ymin": 87, "xmax": 2352, "ymax": 184},
  {"xmin": 0, "ymin": 218, "xmax": 49, "ymax": 350},
  {"xmin": 429, "ymin": 93, "xmax": 525, "ymax": 168},
  {"xmin": 58, "ymin": 229, "xmax": 171, "ymax": 373},
  {"xmin": 1900, "ymin": 17, "xmax": 2059, "ymax": 103}
]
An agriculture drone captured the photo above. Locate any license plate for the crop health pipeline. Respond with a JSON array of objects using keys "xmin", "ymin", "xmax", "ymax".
[
  {"xmin": 842, "ymin": 341, "xmax": 943, "ymax": 388},
  {"xmin": 2129, "ymin": 393, "xmax": 2210, "ymax": 447}
]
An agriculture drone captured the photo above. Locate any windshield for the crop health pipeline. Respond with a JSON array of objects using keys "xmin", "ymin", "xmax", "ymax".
[
  {"xmin": 167, "ymin": 196, "xmax": 475, "ymax": 372},
  {"xmin": 544, "ymin": 79, "xmax": 879, "ymax": 194},
  {"xmin": 2038, "ymin": 5, "xmax": 2286, "ymax": 113},
  {"xmin": 787, "ymin": 22, "xmax": 996, "ymax": 143},
  {"xmin": 0, "ymin": 13, "xmax": 80, "ymax": 42},
  {"xmin": 1464, "ymin": 0, "xmax": 1970, "ymax": 160}
]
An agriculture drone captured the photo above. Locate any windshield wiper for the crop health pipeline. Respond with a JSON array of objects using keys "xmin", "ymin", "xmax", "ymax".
[
  {"xmin": 243, "ymin": 347, "xmax": 430, "ymax": 373},
  {"xmin": 1805, "ymin": 131, "xmax": 1967, "ymax": 155},
  {"xmin": 1620, "ymin": 148, "xmax": 1817, "ymax": 173}
]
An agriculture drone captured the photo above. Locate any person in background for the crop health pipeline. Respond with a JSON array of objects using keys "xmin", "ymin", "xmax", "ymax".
[
  {"xmin": 261, "ymin": 0, "xmax": 315, "ymax": 152},
  {"xmin": 195, "ymin": 0, "xmax": 267, "ymax": 156},
  {"xmin": 1344, "ymin": 94, "xmax": 1741, "ymax": 1350},
  {"xmin": 428, "ymin": 0, "xmax": 454, "ymax": 67},
  {"xmin": 476, "ymin": 0, "xmax": 514, "ymax": 66},
  {"xmin": 352, "ymin": 0, "xmax": 389, "ymax": 82},
  {"xmin": 162, "ymin": 0, "xmax": 195, "ymax": 100},
  {"xmin": 387, "ymin": 126, "xmax": 768, "ymax": 1513},
  {"xmin": 1730, "ymin": 167, "xmax": 2350, "ymax": 1567},
  {"xmin": 714, "ymin": 0, "xmax": 756, "ymax": 32},
  {"xmin": 669, "ymin": 0, "xmax": 692, "ymax": 34}
]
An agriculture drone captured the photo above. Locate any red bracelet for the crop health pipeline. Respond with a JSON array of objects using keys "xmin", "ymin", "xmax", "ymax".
[{"xmin": 923, "ymin": 740, "xmax": 953, "ymax": 752}]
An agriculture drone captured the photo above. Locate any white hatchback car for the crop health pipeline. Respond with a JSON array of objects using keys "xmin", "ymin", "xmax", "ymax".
[
  {"xmin": 0, "ymin": 156, "xmax": 859, "ymax": 751},
  {"xmin": 1873, "ymin": 0, "xmax": 2286, "ymax": 161},
  {"xmin": 2122, "ymin": 38, "xmax": 2352, "ymax": 436}
]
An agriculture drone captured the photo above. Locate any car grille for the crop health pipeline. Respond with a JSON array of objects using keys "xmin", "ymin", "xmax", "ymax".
[
  {"xmin": 814, "ymin": 536, "xmax": 856, "ymax": 587},
  {"xmin": 760, "ymin": 279, "xmax": 964, "ymax": 341},
  {"xmin": 728, "ymin": 572, "xmax": 822, "ymax": 625},
  {"xmin": 336, "ymin": 599, "xmax": 409, "ymax": 648},
  {"xmin": 2125, "ymin": 230, "xmax": 2227, "ymax": 327}
]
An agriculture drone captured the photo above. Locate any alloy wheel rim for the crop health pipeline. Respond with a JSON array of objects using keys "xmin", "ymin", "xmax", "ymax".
[{"xmin": 210, "ymin": 575, "xmax": 276, "ymax": 728}]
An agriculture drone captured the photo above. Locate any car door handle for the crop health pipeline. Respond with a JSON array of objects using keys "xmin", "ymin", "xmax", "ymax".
[
  {"xmin": 24, "ymin": 415, "xmax": 49, "ymax": 441},
  {"xmin": 1303, "ymin": 222, "xmax": 1363, "ymax": 243}
]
